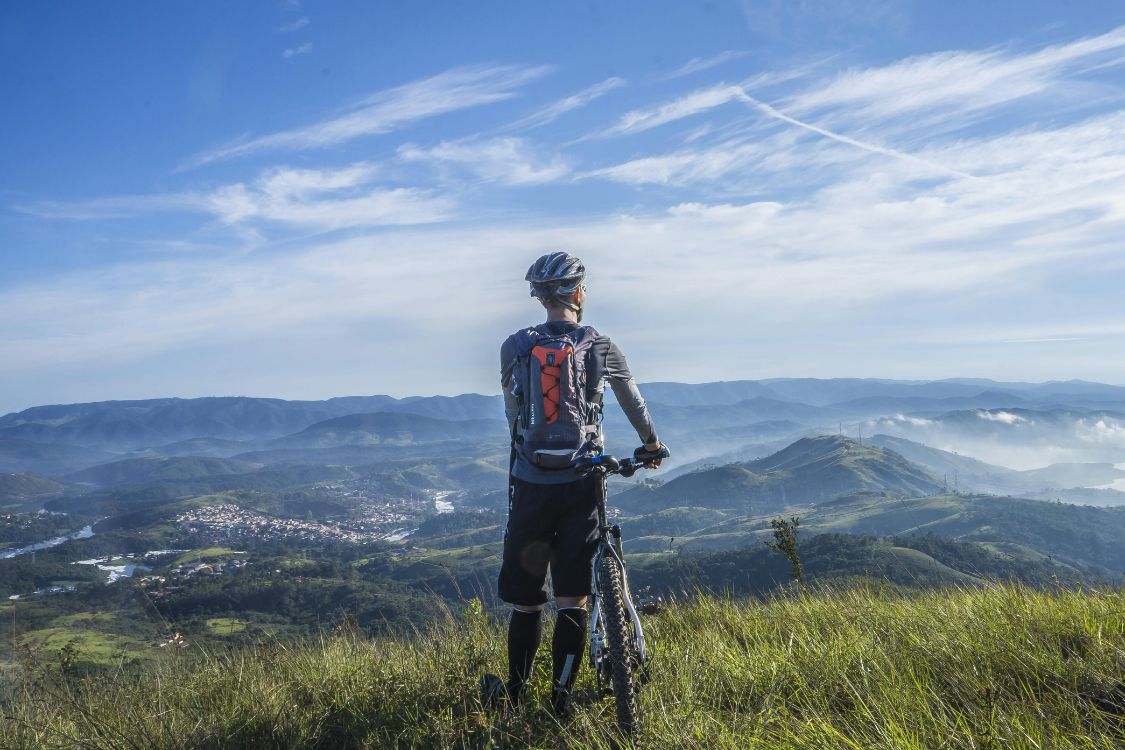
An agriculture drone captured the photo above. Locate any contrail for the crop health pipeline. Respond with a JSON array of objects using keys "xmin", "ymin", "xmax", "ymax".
[{"xmin": 734, "ymin": 88, "xmax": 977, "ymax": 180}]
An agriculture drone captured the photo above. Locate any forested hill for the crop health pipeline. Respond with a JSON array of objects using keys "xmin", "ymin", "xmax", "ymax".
[{"xmin": 615, "ymin": 435, "xmax": 943, "ymax": 512}]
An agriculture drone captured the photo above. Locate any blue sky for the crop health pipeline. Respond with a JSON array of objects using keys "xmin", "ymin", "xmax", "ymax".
[{"xmin": 3, "ymin": 1, "xmax": 1125, "ymax": 413}]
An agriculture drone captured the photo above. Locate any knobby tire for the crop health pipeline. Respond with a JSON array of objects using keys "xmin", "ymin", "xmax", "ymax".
[{"xmin": 597, "ymin": 551, "xmax": 639, "ymax": 734}]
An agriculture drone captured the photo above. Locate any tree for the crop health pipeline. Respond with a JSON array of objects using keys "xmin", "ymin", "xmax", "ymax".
[{"xmin": 765, "ymin": 516, "xmax": 803, "ymax": 584}]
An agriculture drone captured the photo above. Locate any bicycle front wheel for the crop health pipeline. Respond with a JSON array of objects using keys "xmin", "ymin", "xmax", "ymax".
[{"xmin": 596, "ymin": 551, "xmax": 639, "ymax": 734}]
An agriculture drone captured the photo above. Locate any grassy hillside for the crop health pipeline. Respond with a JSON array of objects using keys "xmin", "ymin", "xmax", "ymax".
[{"xmin": 2, "ymin": 585, "xmax": 1121, "ymax": 749}]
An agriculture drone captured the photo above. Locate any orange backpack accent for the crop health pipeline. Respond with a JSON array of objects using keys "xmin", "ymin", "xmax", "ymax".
[{"xmin": 531, "ymin": 345, "xmax": 572, "ymax": 424}]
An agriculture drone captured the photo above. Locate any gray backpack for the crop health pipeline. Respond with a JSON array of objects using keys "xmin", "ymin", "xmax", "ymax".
[{"xmin": 509, "ymin": 325, "xmax": 602, "ymax": 469}]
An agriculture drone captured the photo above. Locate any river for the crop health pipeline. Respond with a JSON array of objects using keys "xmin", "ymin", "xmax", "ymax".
[{"xmin": 0, "ymin": 524, "xmax": 96, "ymax": 560}]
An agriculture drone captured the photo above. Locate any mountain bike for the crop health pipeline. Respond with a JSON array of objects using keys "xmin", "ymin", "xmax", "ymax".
[{"xmin": 574, "ymin": 445, "xmax": 670, "ymax": 735}]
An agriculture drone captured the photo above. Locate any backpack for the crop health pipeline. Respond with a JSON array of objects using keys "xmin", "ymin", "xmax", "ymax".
[{"xmin": 509, "ymin": 325, "xmax": 603, "ymax": 469}]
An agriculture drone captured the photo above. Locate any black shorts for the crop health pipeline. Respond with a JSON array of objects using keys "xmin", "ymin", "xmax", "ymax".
[{"xmin": 497, "ymin": 474, "xmax": 601, "ymax": 606}]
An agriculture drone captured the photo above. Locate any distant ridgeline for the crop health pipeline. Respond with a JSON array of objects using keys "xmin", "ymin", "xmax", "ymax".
[{"xmin": 1, "ymin": 379, "xmax": 1124, "ymax": 679}]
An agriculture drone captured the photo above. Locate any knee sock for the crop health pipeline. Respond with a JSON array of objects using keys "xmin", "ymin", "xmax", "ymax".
[
  {"xmin": 552, "ymin": 606, "xmax": 588, "ymax": 695},
  {"xmin": 507, "ymin": 608, "xmax": 543, "ymax": 699}
]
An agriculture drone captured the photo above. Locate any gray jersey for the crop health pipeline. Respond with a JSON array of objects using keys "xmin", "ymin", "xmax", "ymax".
[{"xmin": 501, "ymin": 320, "xmax": 659, "ymax": 485}]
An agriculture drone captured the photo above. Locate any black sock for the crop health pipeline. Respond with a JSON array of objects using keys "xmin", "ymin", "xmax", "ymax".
[
  {"xmin": 507, "ymin": 608, "xmax": 543, "ymax": 699},
  {"xmin": 552, "ymin": 606, "xmax": 588, "ymax": 695}
]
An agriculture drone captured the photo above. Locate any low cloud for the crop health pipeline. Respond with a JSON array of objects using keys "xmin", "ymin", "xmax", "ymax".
[{"xmin": 977, "ymin": 410, "xmax": 1026, "ymax": 425}]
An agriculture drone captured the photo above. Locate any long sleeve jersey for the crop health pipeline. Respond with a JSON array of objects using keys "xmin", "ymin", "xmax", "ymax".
[{"xmin": 500, "ymin": 320, "xmax": 659, "ymax": 485}]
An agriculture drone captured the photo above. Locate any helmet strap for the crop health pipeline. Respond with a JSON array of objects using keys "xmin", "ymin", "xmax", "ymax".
[{"xmin": 558, "ymin": 292, "xmax": 583, "ymax": 322}]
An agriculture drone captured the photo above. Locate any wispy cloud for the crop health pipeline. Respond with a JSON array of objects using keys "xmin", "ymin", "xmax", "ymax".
[
  {"xmin": 283, "ymin": 42, "xmax": 313, "ymax": 59},
  {"xmin": 398, "ymin": 137, "xmax": 570, "ymax": 185},
  {"xmin": 508, "ymin": 77, "xmax": 625, "ymax": 130},
  {"xmin": 278, "ymin": 17, "xmax": 309, "ymax": 32},
  {"xmin": 14, "ymin": 193, "xmax": 207, "ymax": 221},
  {"xmin": 598, "ymin": 84, "xmax": 745, "ymax": 137},
  {"xmin": 736, "ymin": 90, "xmax": 975, "ymax": 179},
  {"xmin": 204, "ymin": 163, "xmax": 455, "ymax": 229},
  {"xmin": 664, "ymin": 50, "xmax": 750, "ymax": 79},
  {"xmin": 185, "ymin": 64, "xmax": 552, "ymax": 168},
  {"xmin": 18, "ymin": 163, "xmax": 456, "ymax": 231},
  {"xmin": 590, "ymin": 27, "xmax": 1125, "ymax": 187},
  {"xmin": 785, "ymin": 25, "xmax": 1125, "ymax": 132}
]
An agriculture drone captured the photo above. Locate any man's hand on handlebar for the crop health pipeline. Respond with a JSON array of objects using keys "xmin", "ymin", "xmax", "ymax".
[{"xmin": 636, "ymin": 442, "xmax": 668, "ymax": 469}]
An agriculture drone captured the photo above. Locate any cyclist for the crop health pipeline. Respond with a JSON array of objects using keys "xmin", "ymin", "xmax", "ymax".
[{"xmin": 481, "ymin": 251, "xmax": 664, "ymax": 717}]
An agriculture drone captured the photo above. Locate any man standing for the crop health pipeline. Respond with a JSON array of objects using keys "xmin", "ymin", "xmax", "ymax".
[{"xmin": 482, "ymin": 251, "xmax": 663, "ymax": 716}]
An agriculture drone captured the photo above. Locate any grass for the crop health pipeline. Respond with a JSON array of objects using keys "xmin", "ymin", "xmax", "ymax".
[
  {"xmin": 17, "ymin": 628, "xmax": 142, "ymax": 670},
  {"xmin": 173, "ymin": 547, "xmax": 243, "ymax": 566},
  {"xmin": 1, "ymin": 584, "xmax": 1122, "ymax": 749},
  {"xmin": 204, "ymin": 617, "xmax": 247, "ymax": 636}
]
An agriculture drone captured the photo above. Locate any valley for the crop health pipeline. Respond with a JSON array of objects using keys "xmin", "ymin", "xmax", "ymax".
[{"xmin": 2, "ymin": 377, "xmax": 1125, "ymax": 682}]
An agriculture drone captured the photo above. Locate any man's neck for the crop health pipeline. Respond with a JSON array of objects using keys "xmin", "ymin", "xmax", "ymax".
[{"xmin": 545, "ymin": 310, "xmax": 579, "ymax": 324}]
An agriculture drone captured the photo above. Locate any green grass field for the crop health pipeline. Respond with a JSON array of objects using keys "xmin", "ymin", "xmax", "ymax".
[
  {"xmin": 204, "ymin": 617, "xmax": 247, "ymax": 636},
  {"xmin": 173, "ymin": 547, "xmax": 244, "ymax": 566},
  {"xmin": 1, "ymin": 584, "xmax": 1122, "ymax": 749}
]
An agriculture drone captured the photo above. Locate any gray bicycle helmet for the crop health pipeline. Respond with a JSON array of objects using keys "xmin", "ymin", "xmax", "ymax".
[
  {"xmin": 525, "ymin": 251, "xmax": 586, "ymax": 318},
  {"xmin": 526, "ymin": 251, "xmax": 584, "ymax": 295}
]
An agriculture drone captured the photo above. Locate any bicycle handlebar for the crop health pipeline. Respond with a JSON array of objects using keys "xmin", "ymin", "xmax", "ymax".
[{"xmin": 574, "ymin": 446, "xmax": 670, "ymax": 478}]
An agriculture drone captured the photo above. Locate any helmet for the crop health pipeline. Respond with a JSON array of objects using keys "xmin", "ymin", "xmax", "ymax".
[{"xmin": 525, "ymin": 251, "xmax": 585, "ymax": 302}]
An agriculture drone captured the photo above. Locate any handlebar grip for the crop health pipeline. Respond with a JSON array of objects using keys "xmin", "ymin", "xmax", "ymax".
[{"xmin": 634, "ymin": 445, "xmax": 670, "ymax": 461}]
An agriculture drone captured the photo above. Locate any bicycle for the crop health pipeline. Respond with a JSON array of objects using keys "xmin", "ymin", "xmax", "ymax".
[{"xmin": 574, "ymin": 444, "xmax": 670, "ymax": 735}]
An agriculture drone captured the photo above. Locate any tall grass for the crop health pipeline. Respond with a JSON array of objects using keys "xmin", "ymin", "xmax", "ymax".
[{"xmin": 2, "ymin": 584, "xmax": 1122, "ymax": 749}]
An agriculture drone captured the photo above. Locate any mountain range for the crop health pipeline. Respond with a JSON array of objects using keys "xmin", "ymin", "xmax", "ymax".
[{"xmin": 3, "ymin": 378, "xmax": 1125, "ymax": 512}]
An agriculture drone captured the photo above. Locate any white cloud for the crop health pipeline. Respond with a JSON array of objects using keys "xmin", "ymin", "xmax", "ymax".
[
  {"xmin": 204, "ymin": 163, "xmax": 454, "ymax": 228},
  {"xmin": 882, "ymin": 414, "xmax": 935, "ymax": 427},
  {"xmin": 398, "ymin": 137, "xmax": 570, "ymax": 185},
  {"xmin": 185, "ymin": 64, "xmax": 552, "ymax": 167},
  {"xmin": 588, "ymin": 140, "xmax": 769, "ymax": 186},
  {"xmin": 278, "ymin": 17, "xmax": 309, "ymax": 32},
  {"xmin": 976, "ymin": 410, "xmax": 1026, "ymax": 425},
  {"xmin": 283, "ymin": 42, "xmax": 313, "ymax": 59},
  {"xmin": 664, "ymin": 50, "xmax": 751, "ymax": 79},
  {"xmin": 508, "ymin": 77, "xmax": 625, "ymax": 130},
  {"xmin": 13, "ymin": 193, "xmax": 208, "ymax": 220},
  {"xmin": 784, "ymin": 25, "xmax": 1125, "ymax": 132},
  {"xmin": 599, "ymin": 84, "xmax": 746, "ymax": 137},
  {"xmin": 16, "ymin": 163, "xmax": 455, "ymax": 231}
]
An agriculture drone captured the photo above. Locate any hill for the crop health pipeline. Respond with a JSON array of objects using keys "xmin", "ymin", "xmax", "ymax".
[
  {"xmin": 626, "ymin": 489, "xmax": 1125, "ymax": 577},
  {"xmin": 615, "ymin": 435, "xmax": 942, "ymax": 512},
  {"xmin": 0, "ymin": 439, "xmax": 119, "ymax": 477},
  {"xmin": 268, "ymin": 412, "xmax": 505, "ymax": 449},
  {"xmin": 0, "ymin": 473, "xmax": 68, "ymax": 505},
  {"xmin": 1, "ymin": 586, "xmax": 1120, "ymax": 748},
  {"xmin": 631, "ymin": 533, "xmax": 1090, "ymax": 595},
  {"xmin": 0, "ymin": 395, "xmax": 506, "ymax": 452},
  {"xmin": 66, "ymin": 456, "xmax": 262, "ymax": 488}
]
